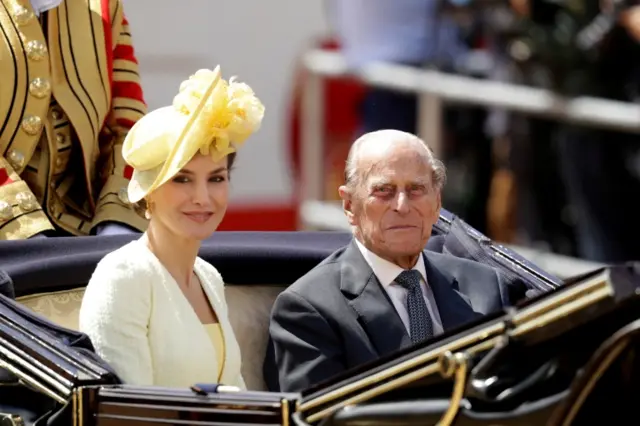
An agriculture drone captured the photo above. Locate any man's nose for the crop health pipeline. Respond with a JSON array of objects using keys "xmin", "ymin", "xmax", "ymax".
[{"xmin": 393, "ymin": 191, "xmax": 410, "ymax": 214}]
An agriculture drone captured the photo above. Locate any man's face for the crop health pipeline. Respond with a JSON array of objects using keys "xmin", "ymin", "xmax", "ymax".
[{"xmin": 342, "ymin": 141, "xmax": 441, "ymax": 266}]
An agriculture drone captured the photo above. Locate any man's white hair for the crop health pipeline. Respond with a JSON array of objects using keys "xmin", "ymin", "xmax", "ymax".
[{"xmin": 344, "ymin": 129, "xmax": 447, "ymax": 192}]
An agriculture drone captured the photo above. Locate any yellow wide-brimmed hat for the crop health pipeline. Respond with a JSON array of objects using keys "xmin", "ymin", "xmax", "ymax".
[{"xmin": 122, "ymin": 66, "xmax": 265, "ymax": 203}]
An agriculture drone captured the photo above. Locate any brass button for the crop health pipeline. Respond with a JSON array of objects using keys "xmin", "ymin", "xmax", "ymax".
[
  {"xmin": 0, "ymin": 201, "xmax": 13, "ymax": 221},
  {"xmin": 16, "ymin": 192, "xmax": 37, "ymax": 211},
  {"xmin": 118, "ymin": 187, "xmax": 130, "ymax": 204},
  {"xmin": 12, "ymin": 5, "xmax": 34, "ymax": 25},
  {"xmin": 51, "ymin": 109, "xmax": 62, "ymax": 120},
  {"xmin": 7, "ymin": 150, "xmax": 25, "ymax": 169},
  {"xmin": 55, "ymin": 157, "xmax": 63, "ymax": 167},
  {"xmin": 21, "ymin": 114, "xmax": 43, "ymax": 135},
  {"xmin": 55, "ymin": 133, "xmax": 66, "ymax": 144},
  {"xmin": 29, "ymin": 77, "xmax": 51, "ymax": 99},
  {"xmin": 25, "ymin": 40, "xmax": 47, "ymax": 61}
]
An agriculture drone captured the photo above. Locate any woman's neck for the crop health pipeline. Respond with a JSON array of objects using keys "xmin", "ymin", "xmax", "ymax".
[{"xmin": 144, "ymin": 222, "xmax": 200, "ymax": 289}]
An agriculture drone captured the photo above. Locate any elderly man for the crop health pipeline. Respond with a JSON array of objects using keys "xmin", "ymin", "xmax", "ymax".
[{"xmin": 265, "ymin": 130, "xmax": 510, "ymax": 392}]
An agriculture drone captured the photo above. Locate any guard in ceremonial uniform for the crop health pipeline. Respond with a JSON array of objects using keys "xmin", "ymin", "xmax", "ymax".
[{"xmin": 0, "ymin": 0, "xmax": 148, "ymax": 239}]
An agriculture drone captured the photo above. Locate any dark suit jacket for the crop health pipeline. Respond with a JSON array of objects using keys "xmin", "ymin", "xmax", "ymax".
[{"xmin": 265, "ymin": 240, "xmax": 510, "ymax": 392}]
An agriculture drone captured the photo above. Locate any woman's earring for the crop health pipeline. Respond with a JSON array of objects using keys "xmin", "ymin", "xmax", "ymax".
[{"xmin": 145, "ymin": 200, "xmax": 154, "ymax": 220}]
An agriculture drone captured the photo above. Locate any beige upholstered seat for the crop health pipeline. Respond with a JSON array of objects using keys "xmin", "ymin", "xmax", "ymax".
[
  {"xmin": 224, "ymin": 285, "xmax": 285, "ymax": 390},
  {"xmin": 18, "ymin": 288, "xmax": 85, "ymax": 332},
  {"xmin": 17, "ymin": 284, "xmax": 285, "ymax": 391}
]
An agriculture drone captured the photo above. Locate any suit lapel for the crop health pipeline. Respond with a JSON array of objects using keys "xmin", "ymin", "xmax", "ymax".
[
  {"xmin": 423, "ymin": 251, "xmax": 482, "ymax": 331},
  {"xmin": 341, "ymin": 241, "xmax": 412, "ymax": 358}
]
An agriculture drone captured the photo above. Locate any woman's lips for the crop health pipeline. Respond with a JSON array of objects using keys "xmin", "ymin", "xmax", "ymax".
[{"xmin": 183, "ymin": 212, "xmax": 213, "ymax": 223}]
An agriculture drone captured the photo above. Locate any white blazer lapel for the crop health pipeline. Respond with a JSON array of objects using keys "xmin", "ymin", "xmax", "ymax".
[
  {"xmin": 196, "ymin": 261, "xmax": 244, "ymax": 388},
  {"xmin": 156, "ymin": 259, "xmax": 221, "ymax": 377},
  {"xmin": 139, "ymin": 244, "xmax": 220, "ymax": 385}
]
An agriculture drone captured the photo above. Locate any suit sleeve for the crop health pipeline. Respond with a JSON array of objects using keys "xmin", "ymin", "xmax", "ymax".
[
  {"xmin": 0, "ymin": 158, "xmax": 54, "ymax": 240},
  {"xmin": 92, "ymin": 0, "xmax": 148, "ymax": 231},
  {"xmin": 268, "ymin": 290, "xmax": 346, "ymax": 392},
  {"xmin": 78, "ymin": 258, "xmax": 154, "ymax": 385}
]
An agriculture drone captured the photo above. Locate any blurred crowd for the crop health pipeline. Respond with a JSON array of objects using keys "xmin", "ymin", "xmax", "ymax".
[{"xmin": 322, "ymin": 0, "xmax": 640, "ymax": 264}]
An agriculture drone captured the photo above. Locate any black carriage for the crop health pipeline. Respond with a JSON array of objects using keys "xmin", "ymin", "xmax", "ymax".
[{"xmin": 0, "ymin": 209, "xmax": 637, "ymax": 426}]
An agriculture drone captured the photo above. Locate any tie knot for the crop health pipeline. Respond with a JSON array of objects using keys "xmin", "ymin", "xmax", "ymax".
[{"xmin": 395, "ymin": 270, "xmax": 422, "ymax": 290}]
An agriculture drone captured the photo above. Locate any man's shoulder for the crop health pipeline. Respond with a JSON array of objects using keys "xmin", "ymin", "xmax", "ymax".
[
  {"xmin": 278, "ymin": 245, "xmax": 349, "ymax": 300},
  {"xmin": 425, "ymin": 250, "xmax": 498, "ymax": 280},
  {"xmin": 424, "ymin": 250, "xmax": 508, "ymax": 308}
]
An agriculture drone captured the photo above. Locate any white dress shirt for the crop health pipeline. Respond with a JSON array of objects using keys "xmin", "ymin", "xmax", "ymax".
[
  {"xmin": 355, "ymin": 239, "xmax": 444, "ymax": 336},
  {"xmin": 29, "ymin": 0, "xmax": 62, "ymax": 16}
]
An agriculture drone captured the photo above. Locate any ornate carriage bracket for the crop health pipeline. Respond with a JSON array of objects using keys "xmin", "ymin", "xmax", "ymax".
[
  {"xmin": 436, "ymin": 350, "xmax": 471, "ymax": 426},
  {"xmin": 0, "ymin": 413, "xmax": 24, "ymax": 426}
]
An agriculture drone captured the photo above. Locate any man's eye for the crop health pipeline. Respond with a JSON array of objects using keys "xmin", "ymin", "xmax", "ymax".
[{"xmin": 373, "ymin": 186, "xmax": 394, "ymax": 196}]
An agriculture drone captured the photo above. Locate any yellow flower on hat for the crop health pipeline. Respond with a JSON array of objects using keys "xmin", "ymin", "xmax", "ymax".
[
  {"xmin": 122, "ymin": 66, "xmax": 265, "ymax": 204},
  {"xmin": 173, "ymin": 68, "xmax": 265, "ymax": 162}
]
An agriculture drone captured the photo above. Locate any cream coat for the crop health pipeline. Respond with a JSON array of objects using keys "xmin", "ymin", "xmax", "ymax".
[{"xmin": 78, "ymin": 239, "xmax": 245, "ymax": 389}]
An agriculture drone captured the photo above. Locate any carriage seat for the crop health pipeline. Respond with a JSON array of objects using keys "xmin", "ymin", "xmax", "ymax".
[
  {"xmin": 16, "ymin": 284, "xmax": 283, "ymax": 391},
  {"xmin": 0, "ymin": 277, "xmax": 120, "ymax": 387},
  {"xmin": 5, "ymin": 209, "xmax": 562, "ymax": 393}
]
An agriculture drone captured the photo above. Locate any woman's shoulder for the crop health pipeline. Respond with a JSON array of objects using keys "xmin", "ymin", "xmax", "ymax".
[
  {"xmin": 91, "ymin": 239, "xmax": 153, "ymax": 282},
  {"xmin": 195, "ymin": 257, "xmax": 224, "ymax": 286},
  {"xmin": 81, "ymin": 240, "xmax": 153, "ymax": 325},
  {"xmin": 97, "ymin": 239, "xmax": 141, "ymax": 267}
]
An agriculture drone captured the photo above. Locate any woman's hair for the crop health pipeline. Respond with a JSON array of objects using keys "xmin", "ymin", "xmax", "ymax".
[{"xmin": 132, "ymin": 152, "xmax": 237, "ymax": 218}]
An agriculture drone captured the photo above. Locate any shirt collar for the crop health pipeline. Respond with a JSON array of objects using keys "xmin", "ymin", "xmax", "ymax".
[{"xmin": 354, "ymin": 238, "xmax": 427, "ymax": 287}]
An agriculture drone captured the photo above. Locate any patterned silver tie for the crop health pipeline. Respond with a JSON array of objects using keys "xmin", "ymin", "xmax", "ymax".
[{"xmin": 395, "ymin": 270, "xmax": 434, "ymax": 344}]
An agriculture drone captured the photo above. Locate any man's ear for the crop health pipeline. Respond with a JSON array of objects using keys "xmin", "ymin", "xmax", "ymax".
[{"xmin": 339, "ymin": 185, "xmax": 356, "ymax": 225}]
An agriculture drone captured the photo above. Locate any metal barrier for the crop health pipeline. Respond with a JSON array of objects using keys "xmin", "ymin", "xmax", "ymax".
[
  {"xmin": 300, "ymin": 48, "xmax": 640, "ymax": 205},
  {"xmin": 297, "ymin": 48, "xmax": 635, "ymax": 276}
]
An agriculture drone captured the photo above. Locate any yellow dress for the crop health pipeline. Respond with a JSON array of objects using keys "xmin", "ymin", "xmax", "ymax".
[{"xmin": 203, "ymin": 323, "xmax": 226, "ymax": 381}]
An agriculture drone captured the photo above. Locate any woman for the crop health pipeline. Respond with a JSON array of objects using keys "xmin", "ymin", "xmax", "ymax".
[{"xmin": 78, "ymin": 67, "xmax": 264, "ymax": 388}]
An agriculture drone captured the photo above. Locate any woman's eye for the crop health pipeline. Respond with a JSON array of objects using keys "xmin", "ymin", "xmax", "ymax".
[{"xmin": 172, "ymin": 175, "xmax": 227, "ymax": 184}]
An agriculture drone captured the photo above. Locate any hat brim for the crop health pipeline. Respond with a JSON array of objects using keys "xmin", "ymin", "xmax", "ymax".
[
  {"xmin": 127, "ymin": 142, "xmax": 202, "ymax": 204},
  {"xmin": 126, "ymin": 69, "xmax": 223, "ymax": 203}
]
